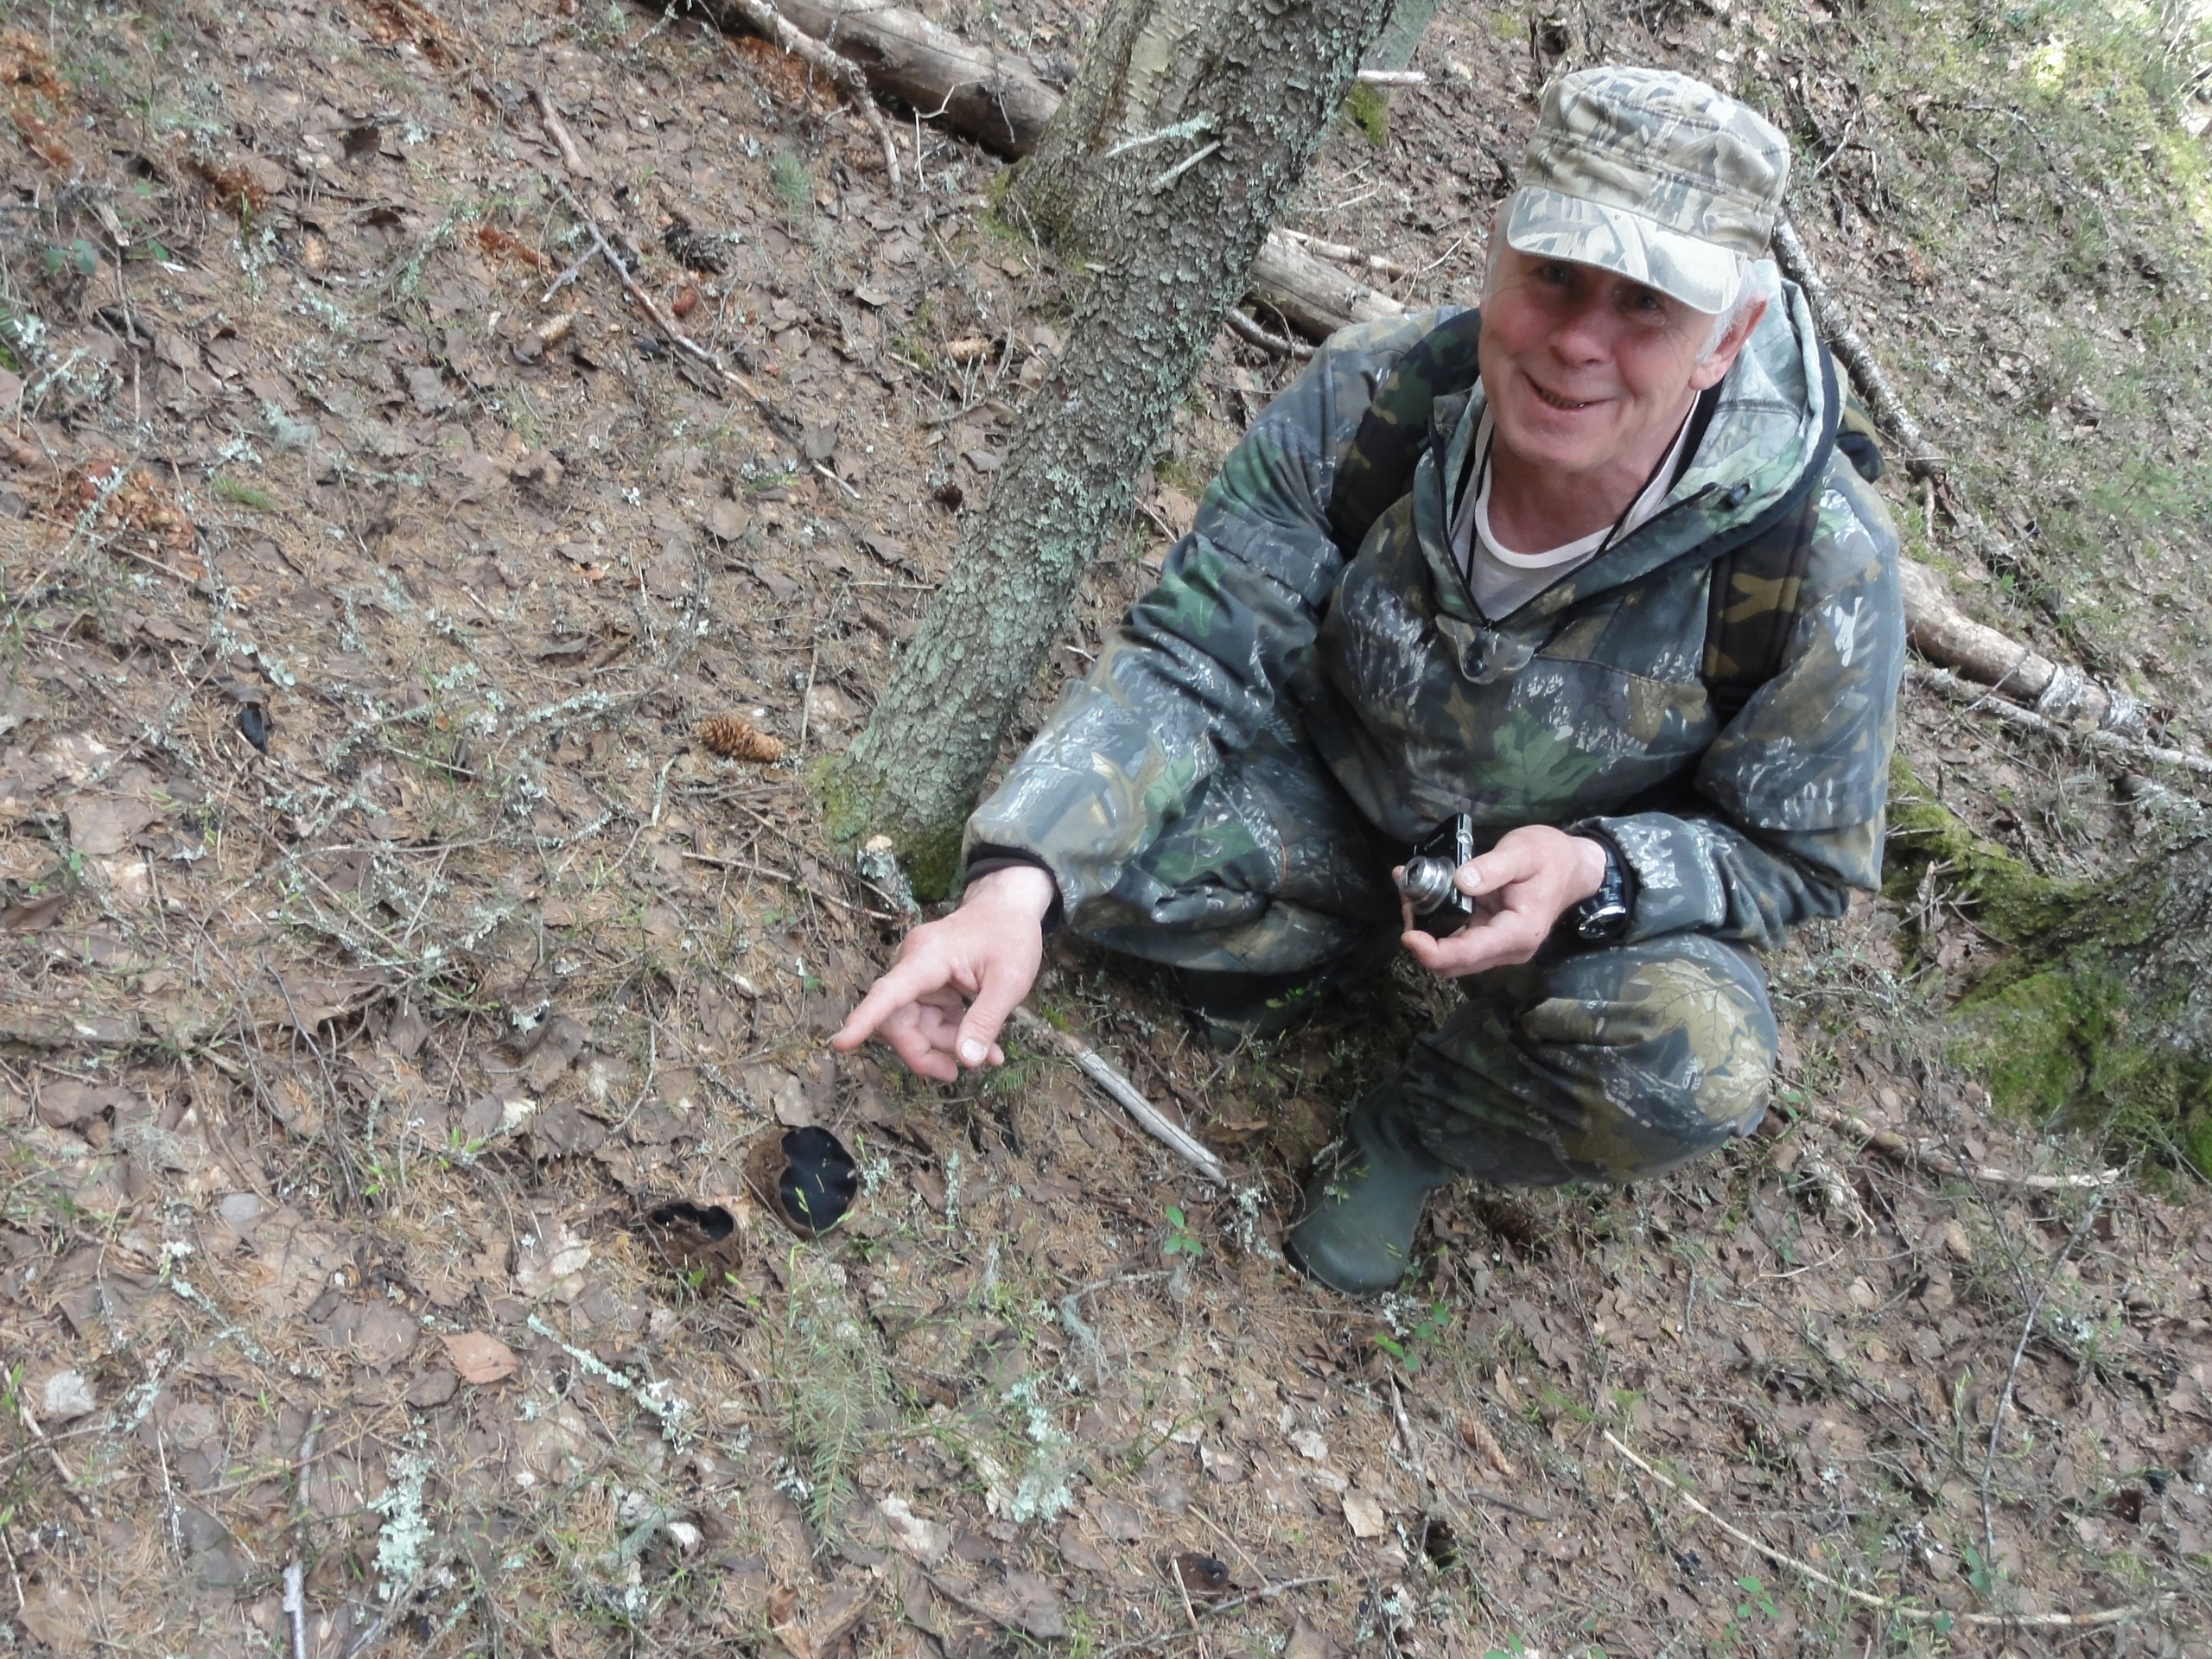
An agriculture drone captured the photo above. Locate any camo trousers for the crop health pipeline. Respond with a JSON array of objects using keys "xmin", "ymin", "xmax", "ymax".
[{"xmin": 1067, "ymin": 718, "xmax": 1777, "ymax": 1185}]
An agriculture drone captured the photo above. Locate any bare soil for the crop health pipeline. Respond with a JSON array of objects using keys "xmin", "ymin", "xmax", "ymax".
[{"xmin": 0, "ymin": 0, "xmax": 2208, "ymax": 1654}]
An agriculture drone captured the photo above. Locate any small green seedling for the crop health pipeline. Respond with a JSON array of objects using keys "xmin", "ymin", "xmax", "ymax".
[{"xmin": 1161, "ymin": 1205, "xmax": 1202, "ymax": 1259}]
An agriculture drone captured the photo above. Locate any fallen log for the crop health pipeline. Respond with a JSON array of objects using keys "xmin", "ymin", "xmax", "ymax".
[
  {"xmin": 1248, "ymin": 231, "xmax": 1408, "ymax": 339},
  {"xmin": 694, "ymin": 0, "xmax": 1405, "ymax": 338},
  {"xmin": 1897, "ymin": 558, "xmax": 2145, "ymax": 736},
  {"xmin": 691, "ymin": 0, "xmax": 1058, "ymax": 156}
]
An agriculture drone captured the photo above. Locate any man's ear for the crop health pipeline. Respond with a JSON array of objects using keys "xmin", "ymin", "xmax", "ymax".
[{"xmin": 1687, "ymin": 296, "xmax": 1768, "ymax": 391}]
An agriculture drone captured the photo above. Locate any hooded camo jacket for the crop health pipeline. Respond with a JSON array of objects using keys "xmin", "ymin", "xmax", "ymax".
[{"xmin": 965, "ymin": 267, "xmax": 1905, "ymax": 950}]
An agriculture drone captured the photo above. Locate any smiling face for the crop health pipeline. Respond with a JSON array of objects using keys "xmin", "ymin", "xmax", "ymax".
[{"xmin": 1478, "ymin": 243, "xmax": 1758, "ymax": 495}]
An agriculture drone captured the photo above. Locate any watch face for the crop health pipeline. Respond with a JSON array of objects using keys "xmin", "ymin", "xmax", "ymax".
[{"xmin": 1576, "ymin": 898, "xmax": 1630, "ymax": 941}]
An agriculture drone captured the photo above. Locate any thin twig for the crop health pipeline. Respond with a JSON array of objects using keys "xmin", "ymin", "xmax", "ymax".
[
  {"xmin": 1605, "ymin": 1430, "xmax": 2172, "ymax": 1630},
  {"xmin": 1980, "ymin": 1190, "xmax": 2106, "ymax": 1581},
  {"xmin": 1796, "ymin": 1095, "xmax": 2122, "ymax": 1190},
  {"xmin": 679, "ymin": 849, "xmax": 899, "ymax": 920},
  {"xmin": 1354, "ymin": 68, "xmax": 1425, "ymax": 85},
  {"xmin": 549, "ymin": 180, "xmax": 785, "ymax": 426},
  {"xmin": 16, "ymin": 1398, "xmax": 95, "ymax": 1518},
  {"xmin": 1010, "ymin": 1007, "xmax": 1230, "ymax": 1185},
  {"xmin": 711, "ymin": 0, "xmax": 902, "ymax": 189},
  {"xmin": 1222, "ymin": 308, "xmax": 1313, "ymax": 359},
  {"xmin": 1097, "ymin": 1577, "xmax": 1338, "ymax": 1659},
  {"xmin": 1169, "ymin": 1555, "xmax": 1200, "ymax": 1630},
  {"xmin": 1387, "ymin": 1375, "xmax": 1430, "ymax": 1494}
]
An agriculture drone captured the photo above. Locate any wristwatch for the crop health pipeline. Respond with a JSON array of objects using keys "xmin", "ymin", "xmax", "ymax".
[{"xmin": 1570, "ymin": 838, "xmax": 1633, "ymax": 942}]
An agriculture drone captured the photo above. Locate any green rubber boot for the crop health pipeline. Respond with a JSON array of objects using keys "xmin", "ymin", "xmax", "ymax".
[{"xmin": 1284, "ymin": 1090, "xmax": 1453, "ymax": 1297}]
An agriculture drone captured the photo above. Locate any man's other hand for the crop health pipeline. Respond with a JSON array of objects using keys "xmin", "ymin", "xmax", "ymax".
[
  {"xmin": 828, "ymin": 864, "xmax": 1055, "ymax": 1081},
  {"xmin": 1400, "ymin": 825, "xmax": 1609, "ymax": 979}
]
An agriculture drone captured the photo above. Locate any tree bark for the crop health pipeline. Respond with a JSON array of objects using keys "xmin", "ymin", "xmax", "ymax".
[{"xmin": 826, "ymin": 0, "xmax": 1398, "ymax": 890}]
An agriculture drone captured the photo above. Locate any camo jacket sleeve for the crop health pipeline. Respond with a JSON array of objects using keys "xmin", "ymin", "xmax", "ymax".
[
  {"xmin": 1575, "ymin": 455, "xmax": 1904, "ymax": 951},
  {"xmin": 963, "ymin": 310, "xmax": 1459, "ymax": 912}
]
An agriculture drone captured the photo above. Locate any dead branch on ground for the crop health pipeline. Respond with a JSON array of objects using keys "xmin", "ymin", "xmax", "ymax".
[
  {"xmin": 1908, "ymin": 664, "xmax": 2212, "ymax": 781},
  {"xmin": 1796, "ymin": 1095, "xmax": 2124, "ymax": 1191},
  {"xmin": 1276, "ymin": 226, "xmax": 1411, "ymax": 276},
  {"xmin": 1771, "ymin": 213, "xmax": 1938, "ymax": 475},
  {"xmin": 1010, "ymin": 1007, "xmax": 1230, "ymax": 1185},
  {"xmin": 1898, "ymin": 561, "xmax": 2145, "ymax": 736},
  {"xmin": 1605, "ymin": 1430, "xmax": 2176, "ymax": 1630},
  {"xmin": 1223, "ymin": 307, "xmax": 1313, "ymax": 359},
  {"xmin": 703, "ymin": 0, "xmax": 902, "ymax": 189},
  {"xmin": 531, "ymin": 86, "xmax": 591, "ymax": 177}
]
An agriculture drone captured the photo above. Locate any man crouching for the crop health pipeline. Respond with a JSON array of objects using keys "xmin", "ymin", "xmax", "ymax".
[{"xmin": 834, "ymin": 67, "xmax": 1904, "ymax": 1296}]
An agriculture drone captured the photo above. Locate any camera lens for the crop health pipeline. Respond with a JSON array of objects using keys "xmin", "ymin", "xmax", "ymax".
[{"xmin": 1396, "ymin": 855, "xmax": 1458, "ymax": 915}]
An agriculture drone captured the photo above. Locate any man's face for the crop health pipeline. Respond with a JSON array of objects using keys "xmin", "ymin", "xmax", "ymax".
[{"xmin": 1478, "ymin": 246, "xmax": 1743, "ymax": 480}]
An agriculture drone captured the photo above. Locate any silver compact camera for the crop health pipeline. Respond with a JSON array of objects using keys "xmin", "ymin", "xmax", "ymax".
[{"xmin": 1397, "ymin": 813, "xmax": 1476, "ymax": 938}]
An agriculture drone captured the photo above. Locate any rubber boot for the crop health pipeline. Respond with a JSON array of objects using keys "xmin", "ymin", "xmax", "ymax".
[
  {"xmin": 1178, "ymin": 967, "xmax": 1332, "ymax": 1052},
  {"xmin": 1284, "ymin": 1090, "xmax": 1453, "ymax": 1297}
]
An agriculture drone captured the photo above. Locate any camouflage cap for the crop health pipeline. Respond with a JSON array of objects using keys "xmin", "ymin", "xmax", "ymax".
[{"xmin": 1505, "ymin": 66, "xmax": 1789, "ymax": 314}]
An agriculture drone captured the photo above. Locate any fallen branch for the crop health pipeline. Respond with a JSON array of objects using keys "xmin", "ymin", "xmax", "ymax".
[
  {"xmin": 549, "ymin": 181, "xmax": 788, "ymax": 431},
  {"xmin": 1898, "ymin": 561, "xmax": 2145, "ymax": 736},
  {"xmin": 1771, "ymin": 213, "xmax": 1938, "ymax": 479},
  {"xmin": 283, "ymin": 1563, "xmax": 308, "ymax": 1659},
  {"xmin": 1010, "ymin": 1006, "xmax": 1230, "ymax": 1185},
  {"xmin": 1353, "ymin": 68, "xmax": 1425, "ymax": 85},
  {"xmin": 1907, "ymin": 664, "xmax": 2212, "ymax": 782},
  {"xmin": 1796, "ymin": 1095, "xmax": 2123, "ymax": 1192},
  {"xmin": 1248, "ymin": 230, "xmax": 1408, "ymax": 339},
  {"xmin": 1222, "ymin": 307, "xmax": 1313, "ymax": 359},
  {"xmin": 1276, "ymin": 226, "xmax": 1411, "ymax": 276},
  {"xmin": 1605, "ymin": 1431, "xmax": 2174, "ymax": 1630},
  {"xmin": 531, "ymin": 87, "xmax": 592, "ymax": 178},
  {"xmin": 707, "ymin": 0, "xmax": 901, "ymax": 189},
  {"xmin": 691, "ymin": 0, "xmax": 1058, "ymax": 153}
]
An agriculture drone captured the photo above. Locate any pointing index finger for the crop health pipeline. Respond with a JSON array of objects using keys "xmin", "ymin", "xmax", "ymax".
[{"xmin": 830, "ymin": 953, "xmax": 951, "ymax": 1052}]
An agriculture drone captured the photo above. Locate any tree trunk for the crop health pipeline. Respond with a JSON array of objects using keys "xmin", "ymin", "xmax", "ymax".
[
  {"xmin": 1007, "ymin": 0, "xmax": 1232, "ymax": 249},
  {"xmin": 1953, "ymin": 832, "xmax": 2211, "ymax": 1173},
  {"xmin": 826, "ymin": 0, "xmax": 1397, "ymax": 893}
]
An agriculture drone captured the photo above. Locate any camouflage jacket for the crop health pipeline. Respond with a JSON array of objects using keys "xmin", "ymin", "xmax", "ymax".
[{"xmin": 966, "ymin": 266, "xmax": 1905, "ymax": 950}]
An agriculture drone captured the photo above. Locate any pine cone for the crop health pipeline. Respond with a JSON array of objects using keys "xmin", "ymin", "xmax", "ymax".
[{"xmin": 698, "ymin": 715, "xmax": 784, "ymax": 764}]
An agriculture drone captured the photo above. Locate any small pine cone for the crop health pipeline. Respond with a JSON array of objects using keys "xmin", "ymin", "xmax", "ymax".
[{"xmin": 698, "ymin": 715, "xmax": 784, "ymax": 764}]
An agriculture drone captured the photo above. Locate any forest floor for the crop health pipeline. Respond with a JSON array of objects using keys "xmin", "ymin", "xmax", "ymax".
[{"xmin": 0, "ymin": 0, "xmax": 2209, "ymax": 1652}]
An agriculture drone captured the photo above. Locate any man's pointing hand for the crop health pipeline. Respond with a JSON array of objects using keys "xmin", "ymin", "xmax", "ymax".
[{"xmin": 828, "ymin": 864, "xmax": 1055, "ymax": 1082}]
